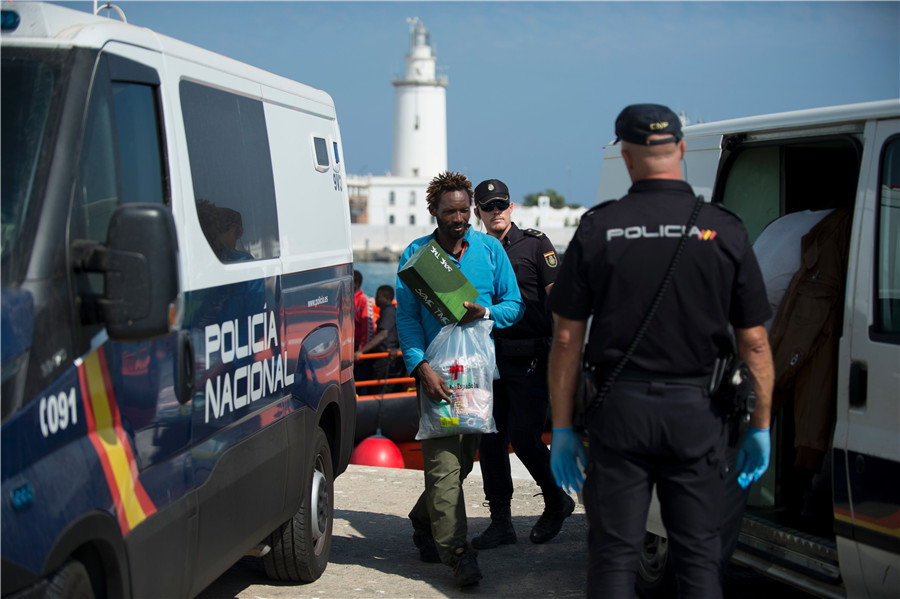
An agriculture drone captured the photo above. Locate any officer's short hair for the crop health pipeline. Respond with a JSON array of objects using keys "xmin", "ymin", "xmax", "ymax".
[{"xmin": 426, "ymin": 171, "xmax": 473, "ymax": 212}]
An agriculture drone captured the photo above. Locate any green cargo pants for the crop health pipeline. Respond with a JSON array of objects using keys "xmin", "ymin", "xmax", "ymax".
[{"xmin": 408, "ymin": 422, "xmax": 481, "ymax": 565}]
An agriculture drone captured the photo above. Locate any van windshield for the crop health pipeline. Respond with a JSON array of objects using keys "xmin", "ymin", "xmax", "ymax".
[{"xmin": 1, "ymin": 48, "xmax": 69, "ymax": 286}]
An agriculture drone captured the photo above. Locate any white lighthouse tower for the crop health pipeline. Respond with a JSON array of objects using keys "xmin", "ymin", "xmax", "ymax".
[
  {"xmin": 347, "ymin": 17, "xmax": 584, "ymax": 257},
  {"xmin": 391, "ymin": 17, "xmax": 448, "ymax": 179}
]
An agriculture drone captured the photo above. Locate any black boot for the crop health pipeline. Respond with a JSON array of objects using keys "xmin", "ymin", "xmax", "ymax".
[
  {"xmin": 452, "ymin": 543, "xmax": 483, "ymax": 587},
  {"xmin": 530, "ymin": 489, "xmax": 575, "ymax": 544},
  {"xmin": 412, "ymin": 529, "xmax": 440, "ymax": 563},
  {"xmin": 472, "ymin": 504, "xmax": 517, "ymax": 550}
]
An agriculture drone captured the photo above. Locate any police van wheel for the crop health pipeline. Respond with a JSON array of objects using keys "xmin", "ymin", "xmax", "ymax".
[
  {"xmin": 636, "ymin": 532, "xmax": 676, "ymax": 599},
  {"xmin": 47, "ymin": 559, "xmax": 95, "ymax": 599},
  {"xmin": 263, "ymin": 428, "xmax": 334, "ymax": 582}
]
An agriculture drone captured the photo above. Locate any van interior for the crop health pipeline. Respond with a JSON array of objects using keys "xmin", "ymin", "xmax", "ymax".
[
  {"xmin": 715, "ymin": 136, "xmax": 861, "ymax": 547},
  {"xmin": 717, "ymin": 138, "xmax": 860, "ymax": 242}
]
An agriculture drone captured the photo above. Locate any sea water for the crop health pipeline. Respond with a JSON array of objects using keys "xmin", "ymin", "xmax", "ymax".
[{"xmin": 354, "ymin": 261, "xmax": 400, "ymax": 297}]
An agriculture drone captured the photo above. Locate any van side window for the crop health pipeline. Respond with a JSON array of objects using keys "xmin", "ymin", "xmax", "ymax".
[
  {"xmin": 112, "ymin": 82, "xmax": 168, "ymax": 206},
  {"xmin": 72, "ymin": 59, "xmax": 168, "ymax": 299},
  {"xmin": 877, "ymin": 137, "xmax": 900, "ymax": 338},
  {"xmin": 313, "ymin": 136, "xmax": 329, "ymax": 172},
  {"xmin": 75, "ymin": 69, "xmax": 118, "ymax": 248},
  {"xmin": 180, "ymin": 81, "xmax": 280, "ymax": 263}
]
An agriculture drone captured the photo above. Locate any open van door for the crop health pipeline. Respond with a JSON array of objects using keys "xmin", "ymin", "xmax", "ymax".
[{"xmin": 833, "ymin": 117, "xmax": 900, "ymax": 598}]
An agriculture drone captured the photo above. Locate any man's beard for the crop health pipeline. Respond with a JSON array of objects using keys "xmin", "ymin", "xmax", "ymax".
[{"xmin": 438, "ymin": 221, "xmax": 468, "ymax": 240}]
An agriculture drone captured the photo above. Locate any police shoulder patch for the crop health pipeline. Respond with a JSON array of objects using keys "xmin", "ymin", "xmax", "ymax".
[
  {"xmin": 543, "ymin": 250, "xmax": 558, "ymax": 268},
  {"xmin": 523, "ymin": 228, "xmax": 544, "ymax": 238}
]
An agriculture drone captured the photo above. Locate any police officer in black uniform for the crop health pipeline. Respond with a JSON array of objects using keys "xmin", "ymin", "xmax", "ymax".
[
  {"xmin": 470, "ymin": 179, "xmax": 575, "ymax": 550},
  {"xmin": 547, "ymin": 104, "xmax": 775, "ymax": 598}
]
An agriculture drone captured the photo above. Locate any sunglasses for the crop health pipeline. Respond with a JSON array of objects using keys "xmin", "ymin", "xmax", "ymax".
[{"xmin": 478, "ymin": 198, "xmax": 510, "ymax": 213}]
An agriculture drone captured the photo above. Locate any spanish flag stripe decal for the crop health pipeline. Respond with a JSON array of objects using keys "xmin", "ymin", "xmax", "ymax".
[
  {"xmin": 834, "ymin": 506, "xmax": 900, "ymax": 538},
  {"xmin": 78, "ymin": 350, "xmax": 156, "ymax": 534},
  {"xmin": 99, "ymin": 350, "xmax": 157, "ymax": 518},
  {"xmin": 77, "ymin": 359, "xmax": 126, "ymax": 532}
]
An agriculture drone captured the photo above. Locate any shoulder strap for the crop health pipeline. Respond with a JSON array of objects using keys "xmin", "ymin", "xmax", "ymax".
[{"xmin": 589, "ymin": 195, "xmax": 706, "ymax": 406}]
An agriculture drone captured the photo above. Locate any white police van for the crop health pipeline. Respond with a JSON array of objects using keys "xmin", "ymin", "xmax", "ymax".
[
  {"xmin": 597, "ymin": 99, "xmax": 899, "ymax": 598},
  {"xmin": 1, "ymin": 3, "xmax": 356, "ymax": 597}
]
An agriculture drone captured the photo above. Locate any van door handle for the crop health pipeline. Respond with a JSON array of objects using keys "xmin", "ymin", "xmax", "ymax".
[
  {"xmin": 849, "ymin": 361, "xmax": 867, "ymax": 408},
  {"xmin": 177, "ymin": 330, "xmax": 195, "ymax": 405}
]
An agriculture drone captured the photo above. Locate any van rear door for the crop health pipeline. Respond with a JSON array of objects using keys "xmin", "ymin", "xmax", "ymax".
[
  {"xmin": 833, "ymin": 116, "xmax": 900, "ymax": 598},
  {"xmin": 681, "ymin": 131, "xmax": 722, "ymax": 201}
]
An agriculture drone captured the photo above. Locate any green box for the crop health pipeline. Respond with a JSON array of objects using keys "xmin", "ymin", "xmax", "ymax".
[{"xmin": 399, "ymin": 239, "xmax": 479, "ymax": 326}]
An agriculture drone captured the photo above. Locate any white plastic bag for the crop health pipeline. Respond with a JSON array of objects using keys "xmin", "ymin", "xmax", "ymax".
[{"xmin": 416, "ymin": 320, "xmax": 497, "ymax": 440}]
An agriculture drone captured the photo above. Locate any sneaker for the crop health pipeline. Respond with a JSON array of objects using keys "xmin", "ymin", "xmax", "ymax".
[
  {"xmin": 529, "ymin": 491, "xmax": 575, "ymax": 544},
  {"xmin": 452, "ymin": 544, "xmax": 483, "ymax": 587},
  {"xmin": 413, "ymin": 529, "xmax": 441, "ymax": 563},
  {"xmin": 471, "ymin": 516, "xmax": 517, "ymax": 550}
]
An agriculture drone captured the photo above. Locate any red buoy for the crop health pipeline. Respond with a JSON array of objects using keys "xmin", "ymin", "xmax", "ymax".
[{"xmin": 350, "ymin": 432, "xmax": 405, "ymax": 469}]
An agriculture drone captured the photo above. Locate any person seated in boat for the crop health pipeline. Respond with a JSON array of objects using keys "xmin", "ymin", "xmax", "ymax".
[{"xmin": 355, "ymin": 285, "xmax": 405, "ymax": 393}]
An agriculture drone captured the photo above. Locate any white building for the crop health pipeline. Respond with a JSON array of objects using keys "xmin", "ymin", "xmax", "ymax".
[{"xmin": 348, "ymin": 18, "xmax": 585, "ymax": 256}]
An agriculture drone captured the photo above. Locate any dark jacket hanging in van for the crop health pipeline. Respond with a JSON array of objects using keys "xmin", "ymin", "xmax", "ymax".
[{"xmin": 769, "ymin": 208, "xmax": 852, "ymax": 472}]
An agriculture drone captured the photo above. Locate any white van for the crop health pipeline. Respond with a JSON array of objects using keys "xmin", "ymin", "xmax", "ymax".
[
  {"xmin": 1, "ymin": 3, "xmax": 356, "ymax": 597},
  {"xmin": 597, "ymin": 99, "xmax": 900, "ymax": 598}
]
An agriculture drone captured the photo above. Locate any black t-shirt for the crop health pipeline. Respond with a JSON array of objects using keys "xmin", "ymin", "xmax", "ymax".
[
  {"xmin": 549, "ymin": 179, "xmax": 771, "ymax": 375},
  {"xmin": 374, "ymin": 303, "xmax": 399, "ymax": 353},
  {"xmin": 495, "ymin": 223, "xmax": 559, "ymax": 340}
]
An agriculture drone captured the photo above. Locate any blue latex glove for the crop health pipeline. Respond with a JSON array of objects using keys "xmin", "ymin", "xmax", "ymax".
[
  {"xmin": 735, "ymin": 426, "xmax": 771, "ymax": 489},
  {"xmin": 550, "ymin": 427, "xmax": 587, "ymax": 494}
]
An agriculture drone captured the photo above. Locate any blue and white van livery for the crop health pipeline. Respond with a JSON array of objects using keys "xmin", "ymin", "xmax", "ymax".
[{"xmin": 1, "ymin": 3, "xmax": 356, "ymax": 597}]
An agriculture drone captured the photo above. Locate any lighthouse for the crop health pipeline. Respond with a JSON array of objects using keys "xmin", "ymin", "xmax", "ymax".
[
  {"xmin": 347, "ymin": 17, "xmax": 584, "ymax": 257},
  {"xmin": 391, "ymin": 17, "xmax": 448, "ymax": 179}
]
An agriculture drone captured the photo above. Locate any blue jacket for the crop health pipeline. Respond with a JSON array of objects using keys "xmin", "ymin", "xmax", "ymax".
[{"xmin": 396, "ymin": 226, "xmax": 524, "ymax": 374}]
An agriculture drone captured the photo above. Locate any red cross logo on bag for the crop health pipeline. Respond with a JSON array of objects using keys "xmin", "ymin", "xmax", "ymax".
[{"xmin": 449, "ymin": 360, "xmax": 464, "ymax": 380}]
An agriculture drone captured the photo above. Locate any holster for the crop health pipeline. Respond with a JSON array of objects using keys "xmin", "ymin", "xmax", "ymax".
[
  {"xmin": 710, "ymin": 353, "xmax": 757, "ymax": 447},
  {"xmin": 572, "ymin": 366, "xmax": 599, "ymax": 432}
]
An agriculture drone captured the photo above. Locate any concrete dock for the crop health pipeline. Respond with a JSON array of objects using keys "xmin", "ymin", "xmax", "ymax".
[{"xmin": 199, "ymin": 460, "xmax": 589, "ymax": 598}]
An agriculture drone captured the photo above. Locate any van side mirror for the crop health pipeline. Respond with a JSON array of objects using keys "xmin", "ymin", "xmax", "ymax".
[
  {"xmin": 72, "ymin": 203, "xmax": 179, "ymax": 341},
  {"xmin": 104, "ymin": 203, "xmax": 179, "ymax": 340}
]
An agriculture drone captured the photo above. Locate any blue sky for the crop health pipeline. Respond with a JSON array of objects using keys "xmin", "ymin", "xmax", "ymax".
[{"xmin": 59, "ymin": 1, "xmax": 899, "ymax": 206}]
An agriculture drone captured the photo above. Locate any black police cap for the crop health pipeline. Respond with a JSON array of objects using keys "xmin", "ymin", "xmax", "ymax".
[
  {"xmin": 474, "ymin": 179, "xmax": 509, "ymax": 205},
  {"xmin": 615, "ymin": 104, "xmax": 683, "ymax": 145}
]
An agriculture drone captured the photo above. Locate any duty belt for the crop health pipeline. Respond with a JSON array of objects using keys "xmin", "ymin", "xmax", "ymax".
[
  {"xmin": 595, "ymin": 367, "xmax": 711, "ymax": 389},
  {"xmin": 495, "ymin": 337, "xmax": 550, "ymax": 354}
]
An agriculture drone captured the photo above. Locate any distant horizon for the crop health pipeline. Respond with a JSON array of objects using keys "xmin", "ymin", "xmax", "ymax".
[{"xmin": 59, "ymin": 1, "xmax": 899, "ymax": 206}]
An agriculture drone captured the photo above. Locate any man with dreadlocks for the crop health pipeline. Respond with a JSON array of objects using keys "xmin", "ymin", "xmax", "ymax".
[{"xmin": 396, "ymin": 171, "xmax": 523, "ymax": 587}]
